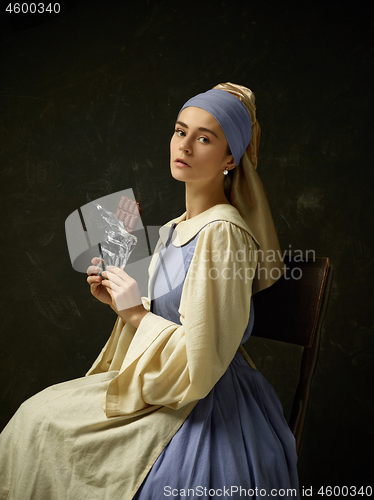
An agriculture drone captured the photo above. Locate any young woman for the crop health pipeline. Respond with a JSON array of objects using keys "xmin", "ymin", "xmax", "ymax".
[{"xmin": 0, "ymin": 83, "xmax": 299, "ymax": 499}]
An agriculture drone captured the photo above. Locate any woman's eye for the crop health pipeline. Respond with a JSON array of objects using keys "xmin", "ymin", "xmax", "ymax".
[
  {"xmin": 175, "ymin": 129, "xmax": 185, "ymax": 137},
  {"xmin": 199, "ymin": 137, "xmax": 209, "ymax": 144}
]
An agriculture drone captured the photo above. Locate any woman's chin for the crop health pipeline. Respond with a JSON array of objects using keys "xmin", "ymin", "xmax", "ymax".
[{"xmin": 170, "ymin": 167, "xmax": 192, "ymax": 182}]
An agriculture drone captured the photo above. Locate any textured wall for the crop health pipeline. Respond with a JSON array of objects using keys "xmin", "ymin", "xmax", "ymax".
[{"xmin": 0, "ymin": 0, "xmax": 372, "ymax": 491}]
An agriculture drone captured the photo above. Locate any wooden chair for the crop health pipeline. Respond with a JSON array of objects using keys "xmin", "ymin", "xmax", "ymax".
[{"xmin": 249, "ymin": 256, "xmax": 334, "ymax": 454}]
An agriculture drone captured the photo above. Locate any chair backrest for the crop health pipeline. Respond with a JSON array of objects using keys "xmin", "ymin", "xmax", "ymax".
[{"xmin": 251, "ymin": 257, "xmax": 334, "ymax": 454}]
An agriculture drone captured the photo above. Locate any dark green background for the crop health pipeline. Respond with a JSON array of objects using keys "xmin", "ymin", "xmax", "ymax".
[{"xmin": 0, "ymin": 0, "xmax": 373, "ymax": 492}]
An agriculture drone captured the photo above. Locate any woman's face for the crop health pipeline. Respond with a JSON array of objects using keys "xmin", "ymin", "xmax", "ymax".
[{"xmin": 170, "ymin": 106, "xmax": 234, "ymax": 184}]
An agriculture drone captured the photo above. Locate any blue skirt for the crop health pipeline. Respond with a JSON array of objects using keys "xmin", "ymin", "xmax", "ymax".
[
  {"xmin": 134, "ymin": 224, "xmax": 300, "ymax": 499},
  {"xmin": 134, "ymin": 351, "xmax": 299, "ymax": 499}
]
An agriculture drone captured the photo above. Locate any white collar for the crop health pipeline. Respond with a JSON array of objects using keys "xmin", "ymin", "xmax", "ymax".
[{"xmin": 158, "ymin": 204, "xmax": 259, "ymax": 248}]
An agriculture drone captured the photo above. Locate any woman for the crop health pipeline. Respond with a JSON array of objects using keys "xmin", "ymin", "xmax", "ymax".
[{"xmin": 0, "ymin": 83, "xmax": 299, "ymax": 499}]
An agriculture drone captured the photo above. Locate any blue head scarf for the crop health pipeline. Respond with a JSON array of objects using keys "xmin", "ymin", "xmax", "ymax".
[{"xmin": 179, "ymin": 88, "xmax": 252, "ymax": 166}]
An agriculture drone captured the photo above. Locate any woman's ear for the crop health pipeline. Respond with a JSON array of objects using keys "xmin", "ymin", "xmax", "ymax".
[{"xmin": 226, "ymin": 154, "xmax": 236, "ymax": 170}]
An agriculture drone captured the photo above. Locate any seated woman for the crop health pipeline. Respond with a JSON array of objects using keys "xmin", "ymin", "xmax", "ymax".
[{"xmin": 0, "ymin": 83, "xmax": 299, "ymax": 500}]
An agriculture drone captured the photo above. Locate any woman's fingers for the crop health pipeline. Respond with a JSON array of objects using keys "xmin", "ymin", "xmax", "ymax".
[
  {"xmin": 91, "ymin": 257, "xmax": 103, "ymax": 265},
  {"xmin": 101, "ymin": 267, "xmax": 130, "ymax": 285},
  {"xmin": 87, "ymin": 257, "xmax": 104, "ymax": 275},
  {"xmin": 101, "ymin": 278, "xmax": 121, "ymax": 293},
  {"xmin": 87, "ymin": 265, "xmax": 101, "ymax": 276},
  {"xmin": 102, "ymin": 282, "xmax": 114, "ymax": 298},
  {"xmin": 100, "ymin": 267, "xmax": 142, "ymax": 312},
  {"xmin": 106, "ymin": 266, "xmax": 129, "ymax": 280},
  {"xmin": 87, "ymin": 274, "xmax": 102, "ymax": 284}
]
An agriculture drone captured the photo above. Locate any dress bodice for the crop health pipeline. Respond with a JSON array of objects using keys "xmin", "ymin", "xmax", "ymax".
[{"xmin": 150, "ymin": 222, "xmax": 254, "ymax": 345}]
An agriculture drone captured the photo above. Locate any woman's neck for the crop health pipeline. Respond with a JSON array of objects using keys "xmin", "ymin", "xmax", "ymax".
[{"xmin": 184, "ymin": 182, "xmax": 230, "ymax": 220}]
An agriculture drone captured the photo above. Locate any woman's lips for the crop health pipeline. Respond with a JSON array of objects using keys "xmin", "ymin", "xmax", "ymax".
[{"xmin": 174, "ymin": 158, "xmax": 191, "ymax": 168}]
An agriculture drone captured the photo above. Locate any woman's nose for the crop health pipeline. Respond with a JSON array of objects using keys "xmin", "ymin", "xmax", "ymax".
[{"xmin": 179, "ymin": 141, "xmax": 190, "ymax": 153}]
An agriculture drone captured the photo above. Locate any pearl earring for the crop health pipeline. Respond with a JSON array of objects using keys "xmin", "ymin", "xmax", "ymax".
[{"xmin": 223, "ymin": 169, "xmax": 229, "ymax": 175}]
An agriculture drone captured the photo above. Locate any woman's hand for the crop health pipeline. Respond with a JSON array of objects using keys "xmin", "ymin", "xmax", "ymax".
[
  {"xmin": 101, "ymin": 266, "xmax": 148, "ymax": 328},
  {"xmin": 87, "ymin": 259, "xmax": 148, "ymax": 327},
  {"xmin": 86, "ymin": 257, "xmax": 113, "ymax": 305}
]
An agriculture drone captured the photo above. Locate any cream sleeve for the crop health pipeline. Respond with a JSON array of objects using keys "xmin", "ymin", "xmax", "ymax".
[{"xmin": 87, "ymin": 221, "xmax": 257, "ymax": 418}]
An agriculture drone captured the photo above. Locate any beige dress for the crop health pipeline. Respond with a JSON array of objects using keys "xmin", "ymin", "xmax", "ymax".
[{"xmin": 0, "ymin": 204, "xmax": 258, "ymax": 500}]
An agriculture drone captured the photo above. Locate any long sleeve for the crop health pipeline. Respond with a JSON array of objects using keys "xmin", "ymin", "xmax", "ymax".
[{"xmin": 88, "ymin": 220, "xmax": 257, "ymax": 418}]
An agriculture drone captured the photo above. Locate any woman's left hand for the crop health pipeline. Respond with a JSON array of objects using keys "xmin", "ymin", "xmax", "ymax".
[{"xmin": 101, "ymin": 266, "xmax": 148, "ymax": 327}]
